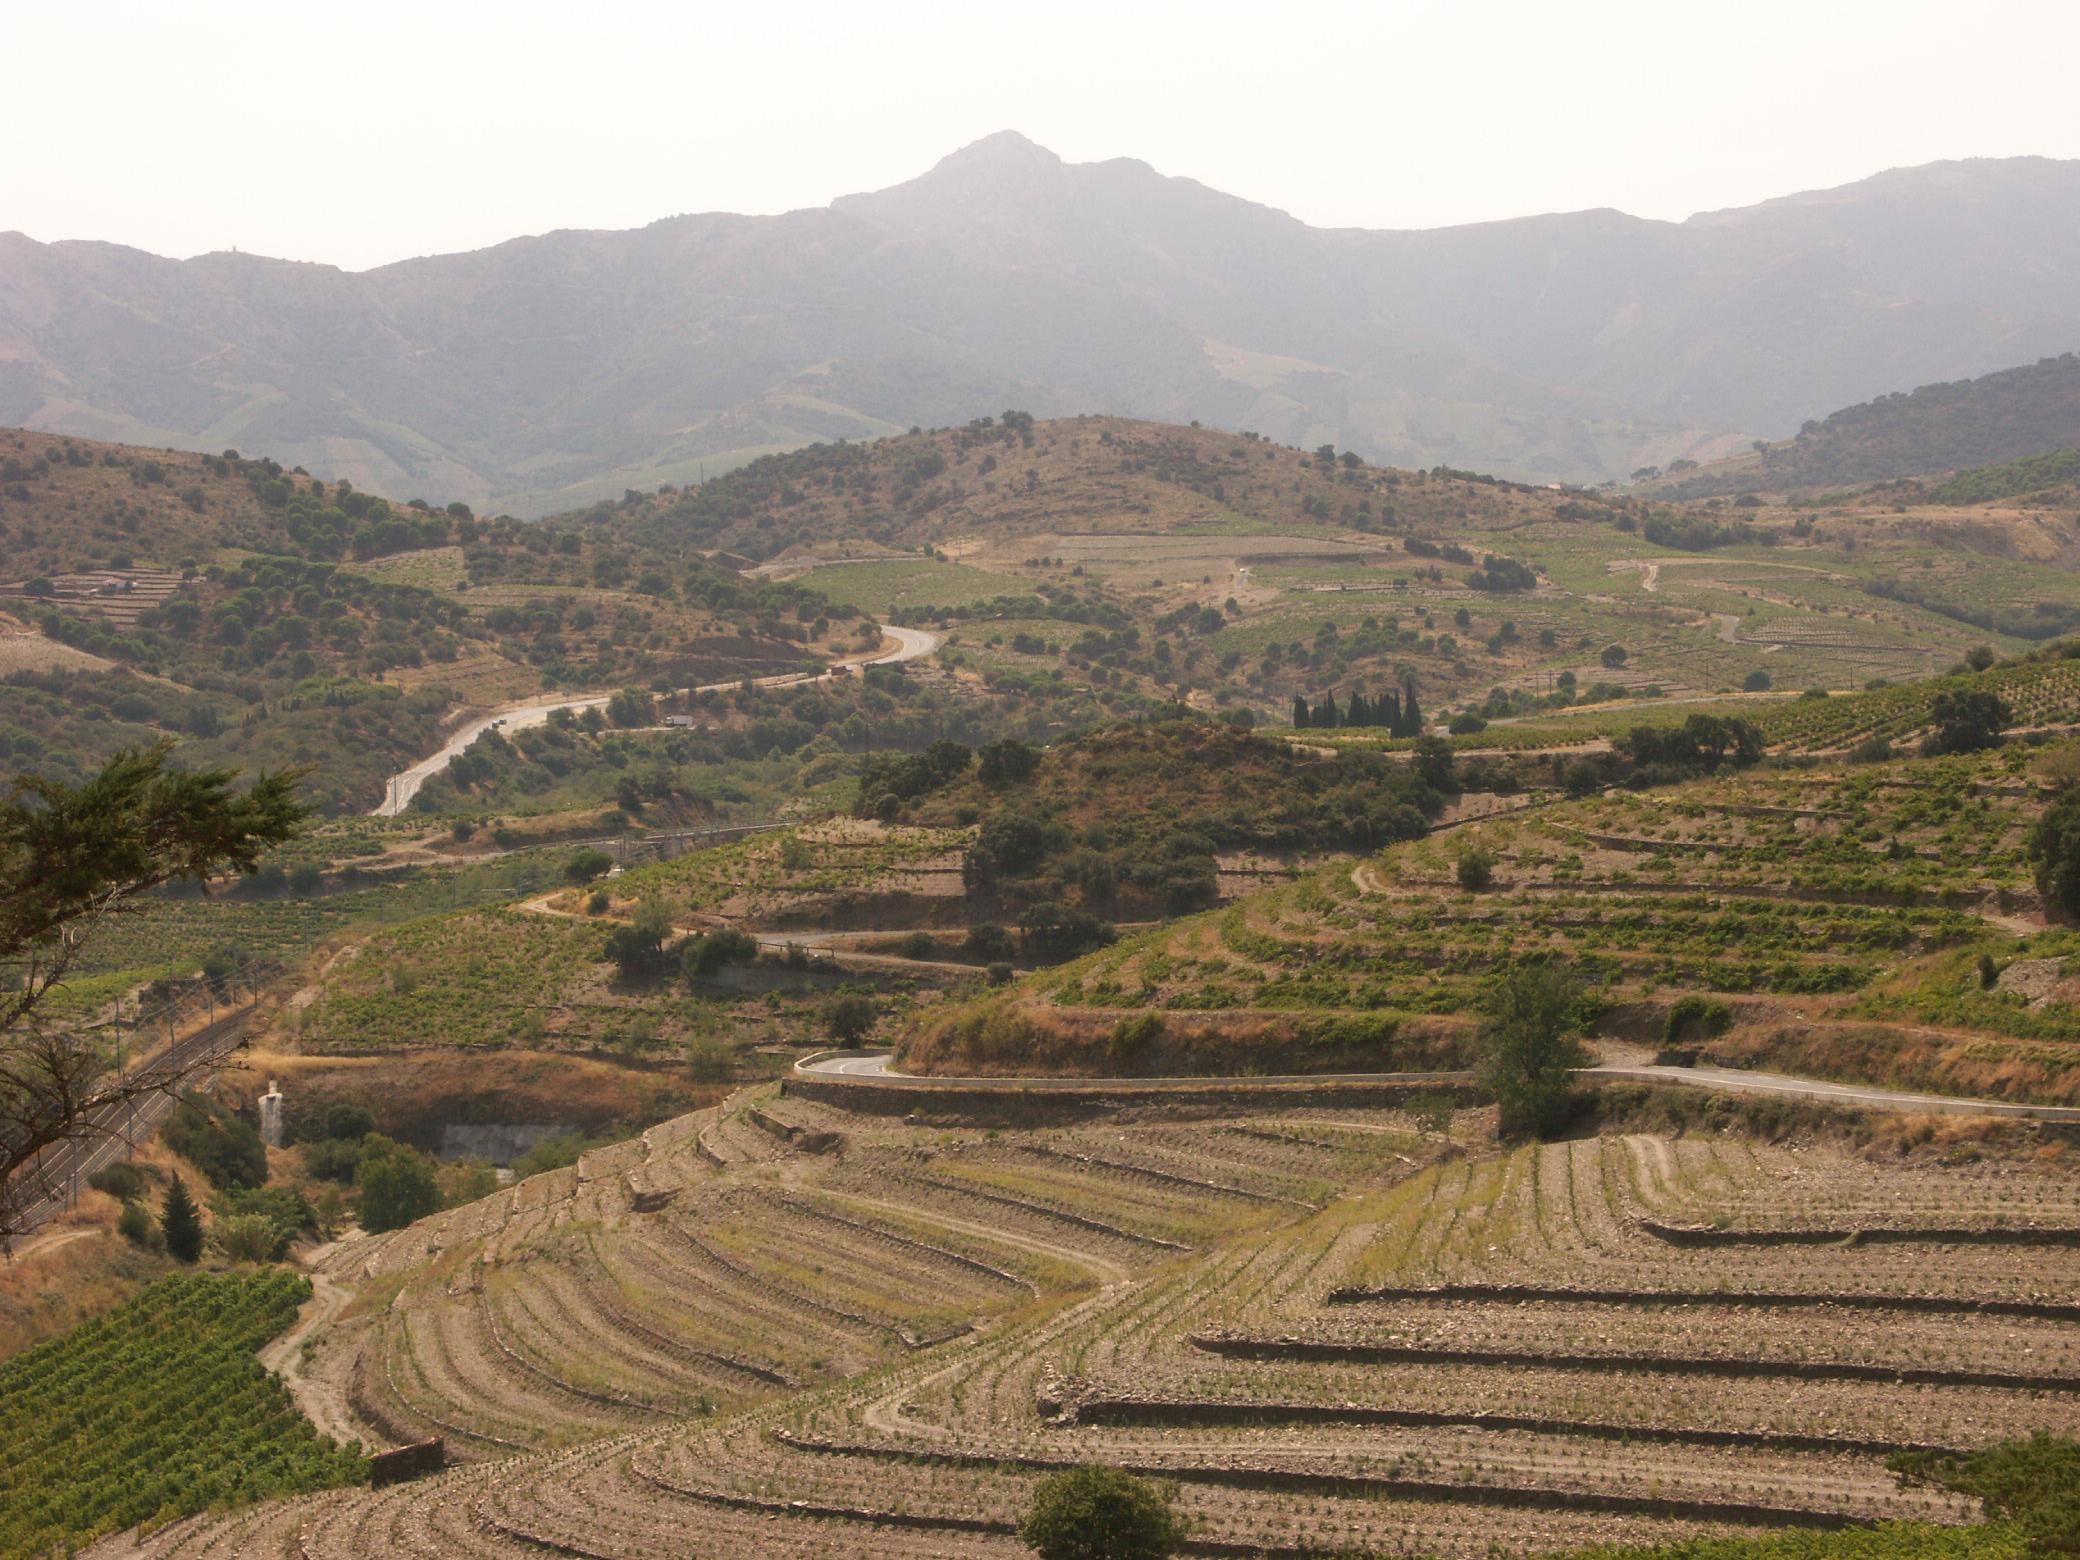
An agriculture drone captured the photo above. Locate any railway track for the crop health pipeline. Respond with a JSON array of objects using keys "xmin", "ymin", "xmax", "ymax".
[{"xmin": 5, "ymin": 1003, "xmax": 258, "ymax": 1236}]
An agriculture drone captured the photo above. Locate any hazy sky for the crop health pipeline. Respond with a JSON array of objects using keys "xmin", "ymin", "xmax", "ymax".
[{"xmin": 8, "ymin": 0, "xmax": 2078, "ymax": 271}]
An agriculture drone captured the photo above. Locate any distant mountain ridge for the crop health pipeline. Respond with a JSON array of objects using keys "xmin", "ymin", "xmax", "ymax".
[{"xmin": 4, "ymin": 135, "xmax": 2079, "ymax": 512}]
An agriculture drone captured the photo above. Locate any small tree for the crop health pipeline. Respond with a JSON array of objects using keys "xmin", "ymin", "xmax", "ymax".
[
  {"xmin": 321, "ymin": 1101, "xmax": 376, "ymax": 1142},
  {"xmin": 160, "ymin": 1174, "xmax": 203, "ymax": 1262},
  {"xmin": 682, "ymin": 927, "xmax": 760, "ymax": 981},
  {"xmin": 2031, "ymin": 787, "xmax": 2080, "ymax": 919},
  {"xmin": 117, "ymin": 1198, "xmax": 156, "ymax": 1248},
  {"xmin": 819, "ymin": 992, "xmax": 879, "ymax": 1045},
  {"xmin": 1020, "ymin": 1465, "xmax": 1185, "ymax": 1560},
  {"xmin": 1927, "ymin": 688, "xmax": 2013, "ymax": 755},
  {"xmin": 1477, "ymin": 962, "xmax": 1587, "ymax": 1139},
  {"xmin": 1413, "ymin": 735, "xmax": 1456, "ymax": 793},
  {"xmin": 564, "ymin": 847, "xmax": 613, "ymax": 884},
  {"xmin": 605, "ymin": 899, "xmax": 676, "ymax": 981},
  {"xmin": 977, "ymin": 737, "xmax": 1040, "ymax": 788},
  {"xmin": 0, "ymin": 743, "xmax": 304, "ymax": 1250},
  {"xmin": 1456, "ymin": 847, "xmax": 1495, "ymax": 891},
  {"xmin": 606, "ymin": 687, "xmax": 654, "ymax": 727},
  {"xmin": 355, "ymin": 1135, "xmax": 440, "ymax": 1232},
  {"xmin": 1600, "ymin": 643, "xmax": 1628, "ymax": 669}
]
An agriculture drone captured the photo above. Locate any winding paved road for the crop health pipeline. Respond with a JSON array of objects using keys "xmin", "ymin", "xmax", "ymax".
[
  {"xmin": 374, "ymin": 626, "xmax": 941, "ymax": 816},
  {"xmin": 796, "ymin": 1050, "xmax": 2080, "ymax": 1121}
]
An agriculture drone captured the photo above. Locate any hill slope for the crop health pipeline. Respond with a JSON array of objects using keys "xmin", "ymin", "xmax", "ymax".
[
  {"xmin": 0, "ymin": 429, "xmax": 854, "ymax": 809},
  {"xmin": 1663, "ymin": 353, "xmax": 2080, "ymax": 495},
  {"xmin": 7, "ymin": 139, "xmax": 2080, "ymax": 506}
]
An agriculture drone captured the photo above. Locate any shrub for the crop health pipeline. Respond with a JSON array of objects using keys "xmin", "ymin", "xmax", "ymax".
[
  {"xmin": 607, "ymin": 687, "xmax": 654, "ymax": 727},
  {"xmin": 964, "ymin": 811, "xmax": 1070, "ymax": 895},
  {"xmin": 89, "ymin": 1161, "xmax": 149, "ymax": 1202},
  {"xmin": 1742, "ymin": 669, "xmax": 1772, "ymax": 691},
  {"xmin": 511, "ymin": 1131, "xmax": 605, "ymax": 1178},
  {"xmin": 320, "ymin": 1102, "xmax": 376, "ymax": 1142},
  {"xmin": 1457, "ymin": 848, "xmax": 1495, "ymax": 891},
  {"xmin": 683, "ymin": 926, "xmax": 761, "ymax": 980},
  {"xmin": 586, "ymin": 890, "xmax": 609, "ymax": 914},
  {"xmin": 162, "ymin": 1095, "xmax": 267, "ymax": 1190},
  {"xmin": 965, "ymin": 922, "xmax": 1015, "ymax": 962},
  {"xmin": 1663, "ymin": 994, "xmax": 1733, "ymax": 1045},
  {"xmin": 1020, "ymin": 1465, "xmax": 1185, "ymax": 1560},
  {"xmin": 977, "ymin": 737, "xmax": 1040, "ymax": 787},
  {"xmin": 1110, "ymin": 1013, "xmax": 1164, "ymax": 1066},
  {"xmin": 215, "ymin": 1212, "xmax": 282, "ymax": 1263},
  {"xmin": 1891, "ymin": 1432, "xmax": 2080, "ymax": 1557},
  {"xmin": 1848, "ymin": 735, "xmax": 1894, "ymax": 764},
  {"xmin": 819, "ymin": 992, "xmax": 879, "ymax": 1044},
  {"xmin": 219, "ymin": 1185, "xmax": 314, "ymax": 1256},
  {"xmin": 116, "ymin": 1199, "xmax": 156, "ymax": 1248},
  {"xmin": 564, "ymin": 847, "xmax": 613, "ymax": 884},
  {"xmin": 685, "ymin": 1037, "xmax": 735, "ymax": 1081},
  {"xmin": 302, "ymin": 1137, "xmax": 364, "ymax": 1183},
  {"xmin": 1600, "ymin": 644, "xmax": 1628, "ymax": 669},
  {"xmin": 354, "ymin": 1136, "xmax": 440, "ymax": 1232},
  {"xmin": 1019, "ymin": 904, "xmax": 1116, "ymax": 963}
]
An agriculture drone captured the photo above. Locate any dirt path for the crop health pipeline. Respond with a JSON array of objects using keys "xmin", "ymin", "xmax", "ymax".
[
  {"xmin": 260, "ymin": 1265, "xmax": 364, "ymax": 1448},
  {"xmin": 799, "ymin": 1045, "xmax": 2080, "ymax": 1123}
]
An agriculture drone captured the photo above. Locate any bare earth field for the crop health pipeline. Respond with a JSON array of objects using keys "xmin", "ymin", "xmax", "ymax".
[{"xmin": 95, "ymin": 1084, "xmax": 2080, "ymax": 1557}]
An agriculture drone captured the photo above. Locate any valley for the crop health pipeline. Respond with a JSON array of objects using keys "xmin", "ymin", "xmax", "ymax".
[{"xmin": 10, "ymin": 407, "xmax": 2080, "ymax": 1558}]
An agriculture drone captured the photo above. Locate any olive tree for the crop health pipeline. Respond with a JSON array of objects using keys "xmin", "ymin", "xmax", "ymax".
[
  {"xmin": 1476, "ymin": 961, "xmax": 1589, "ymax": 1139},
  {"xmin": 1020, "ymin": 1466, "xmax": 1184, "ymax": 1560}
]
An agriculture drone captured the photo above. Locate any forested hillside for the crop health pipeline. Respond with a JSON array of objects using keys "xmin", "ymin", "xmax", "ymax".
[
  {"xmin": 0, "ymin": 429, "xmax": 855, "ymax": 809},
  {"xmin": 1663, "ymin": 354, "xmax": 2080, "ymax": 495}
]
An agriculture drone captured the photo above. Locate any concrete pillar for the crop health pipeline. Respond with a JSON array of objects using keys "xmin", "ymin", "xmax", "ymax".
[{"xmin": 259, "ymin": 1080, "xmax": 285, "ymax": 1148}]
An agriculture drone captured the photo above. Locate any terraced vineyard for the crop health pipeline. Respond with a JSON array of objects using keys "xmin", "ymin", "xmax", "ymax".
[
  {"xmin": 578, "ymin": 818, "xmax": 970, "ymax": 931},
  {"xmin": 3, "ymin": 1271, "xmax": 366, "ymax": 1556},
  {"xmin": 1752, "ymin": 653, "xmax": 2080, "ymax": 753},
  {"xmin": 91, "ymin": 1085, "xmax": 2080, "ymax": 1557},
  {"xmin": 899, "ymin": 744, "xmax": 2080, "ymax": 1100}
]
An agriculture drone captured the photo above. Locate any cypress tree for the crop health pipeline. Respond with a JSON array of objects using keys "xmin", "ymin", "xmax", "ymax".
[
  {"xmin": 1401, "ymin": 676, "xmax": 1423, "ymax": 737},
  {"xmin": 1317, "ymin": 690, "xmax": 1340, "ymax": 728},
  {"xmin": 1348, "ymin": 691, "xmax": 1370, "ymax": 727},
  {"xmin": 161, "ymin": 1174, "xmax": 203, "ymax": 1263},
  {"xmin": 1381, "ymin": 689, "xmax": 1402, "ymax": 733},
  {"xmin": 1292, "ymin": 694, "xmax": 1310, "ymax": 729}
]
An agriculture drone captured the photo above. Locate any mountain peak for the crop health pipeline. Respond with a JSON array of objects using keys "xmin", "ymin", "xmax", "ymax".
[
  {"xmin": 935, "ymin": 129, "xmax": 1063, "ymax": 173},
  {"xmin": 833, "ymin": 131, "xmax": 1071, "ymax": 230}
]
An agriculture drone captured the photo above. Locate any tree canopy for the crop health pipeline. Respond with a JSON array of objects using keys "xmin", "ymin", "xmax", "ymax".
[
  {"xmin": 1476, "ymin": 961, "xmax": 1589, "ymax": 1139},
  {"xmin": 0, "ymin": 743, "xmax": 305, "ymax": 1249},
  {"xmin": 1019, "ymin": 1465, "xmax": 1185, "ymax": 1560}
]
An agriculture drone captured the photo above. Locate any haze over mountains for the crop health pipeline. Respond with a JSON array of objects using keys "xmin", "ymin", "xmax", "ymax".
[{"xmin": 4, "ymin": 132, "xmax": 2079, "ymax": 513}]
